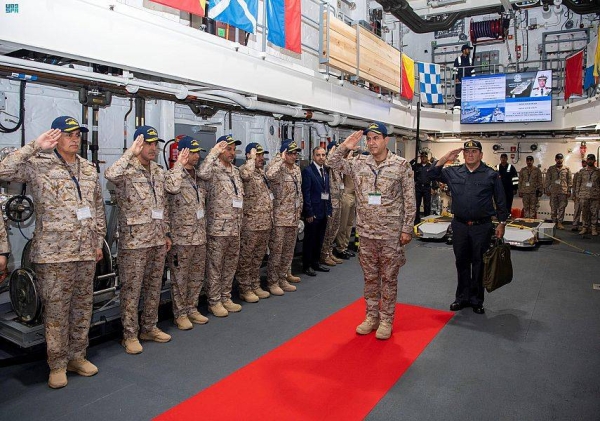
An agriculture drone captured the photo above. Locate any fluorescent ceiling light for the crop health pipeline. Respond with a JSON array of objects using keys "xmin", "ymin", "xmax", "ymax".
[{"xmin": 575, "ymin": 136, "xmax": 600, "ymax": 140}]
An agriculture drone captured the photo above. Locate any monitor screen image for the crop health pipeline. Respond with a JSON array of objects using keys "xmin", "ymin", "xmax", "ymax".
[{"xmin": 461, "ymin": 70, "xmax": 553, "ymax": 124}]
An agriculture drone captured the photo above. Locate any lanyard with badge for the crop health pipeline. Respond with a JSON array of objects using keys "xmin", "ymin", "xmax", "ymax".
[
  {"xmin": 525, "ymin": 168, "xmax": 532, "ymax": 187},
  {"xmin": 291, "ymin": 172, "xmax": 301, "ymax": 208},
  {"xmin": 586, "ymin": 170, "xmax": 594, "ymax": 188},
  {"xmin": 319, "ymin": 166, "xmax": 330, "ymax": 200},
  {"xmin": 185, "ymin": 168, "xmax": 204, "ymax": 219},
  {"xmin": 229, "ymin": 173, "xmax": 243, "ymax": 209},
  {"xmin": 368, "ymin": 168, "xmax": 382, "ymax": 205},
  {"xmin": 262, "ymin": 172, "xmax": 274, "ymax": 201},
  {"xmin": 141, "ymin": 166, "xmax": 163, "ymax": 220},
  {"xmin": 55, "ymin": 150, "xmax": 92, "ymax": 220}
]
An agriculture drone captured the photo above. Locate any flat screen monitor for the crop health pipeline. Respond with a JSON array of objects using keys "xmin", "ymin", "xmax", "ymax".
[{"xmin": 461, "ymin": 70, "xmax": 553, "ymax": 124}]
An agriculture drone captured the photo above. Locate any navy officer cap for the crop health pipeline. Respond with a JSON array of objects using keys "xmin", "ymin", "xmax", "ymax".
[
  {"xmin": 463, "ymin": 139, "xmax": 482, "ymax": 150},
  {"xmin": 280, "ymin": 139, "xmax": 301, "ymax": 153},
  {"xmin": 363, "ymin": 122, "xmax": 388, "ymax": 137},
  {"xmin": 217, "ymin": 134, "xmax": 242, "ymax": 146},
  {"xmin": 134, "ymin": 125, "xmax": 164, "ymax": 143},
  {"xmin": 245, "ymin": 142, "xmax": 269, "ymax": 155},
  {"xmin": 177, "ymin": 136, "xmax": 205, "ymax": 152},
  {"xmin": 51, "ymin": 116, "xmax": 89, "ymax": 133}
]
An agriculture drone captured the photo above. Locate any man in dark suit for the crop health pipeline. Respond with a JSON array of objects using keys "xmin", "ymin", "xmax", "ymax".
[{"xmin": 301, "ymin": 146, "xmax": 333, "ymax": 276}]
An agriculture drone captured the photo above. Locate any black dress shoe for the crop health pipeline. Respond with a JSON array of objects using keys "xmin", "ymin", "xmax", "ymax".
[
  {"xmin": 303, "ymin": 268, "xmax": 316, "ymax": 276},
  {"xmin": 472, "ymin": 305, "xmax": 485, "ymax": 314},
  {"xmin": 449, "ymin": 301, "xmax": 469, "ymax": 311},
  {"xmin": 313, "ymin": 264, "xmax": 330, "ymax": 272},
  {"xmin": 333, "ymin": 250, "xmax": 350, "ymax": 260},
  {"xmin": 345, "ymin": 250, "xmax": 356, "ymax": 257}
]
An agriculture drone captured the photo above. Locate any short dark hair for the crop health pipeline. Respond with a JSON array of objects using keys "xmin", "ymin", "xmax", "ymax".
[{"xmin": 500, "ymin": 153, "xmax": 508, "ymax": 158}]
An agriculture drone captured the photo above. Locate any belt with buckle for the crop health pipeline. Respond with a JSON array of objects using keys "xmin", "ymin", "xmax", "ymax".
[{"xmin": 454, "ymin": 216, "xmax": 492, "ymax": 226}]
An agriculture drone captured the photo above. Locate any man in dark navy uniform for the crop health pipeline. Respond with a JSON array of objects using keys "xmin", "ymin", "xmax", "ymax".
[
  {"xmin": 453, "ymin": 44, "xmax": 474, "ymax": 107},
  {"xmin": 428, "ymin": 140, "xmax": 508, "ymax": 314},
  {"xmin": 411, "ymin": 151, "xmax": 434, "ymax": 224},
  {"xmin": 496, "ymin": 153, "xmax": 519, "ymax": 213}
]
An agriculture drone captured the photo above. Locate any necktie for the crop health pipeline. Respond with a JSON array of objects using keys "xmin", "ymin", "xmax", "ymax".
[
  {"xmin": 540, "ymin": 88, "xmax": 544, "ymax": 95},
  {"xmin": 319, "ymin": 167, "xmax": 325, "ymax": 181}
]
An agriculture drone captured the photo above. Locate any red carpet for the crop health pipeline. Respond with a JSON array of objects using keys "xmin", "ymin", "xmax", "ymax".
[{"xmin": 156, "ymin": 300, "xmax": 453, "ymax": 421}]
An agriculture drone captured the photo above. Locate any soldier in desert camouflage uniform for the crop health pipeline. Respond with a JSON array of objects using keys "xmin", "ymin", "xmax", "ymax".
[
  {"xmin": 236, "ymin": 142, "xmax": 273, "ymax": 303},
  {"xmin": 105, "ymin": 126, "xmax": 187, "ymax": 355},
  {"xmin": 329, "ymin": 122, "xmax": 416, "ymax": 340},
  {"xmin": 265, "ymin": 139, "xmax": 303, "ymax": 296},
  {"xmin": 198, "ymin": 135, "xmax": 244, "ymax": 317},
  {"xmin": 518, "ymin": 156, "xmax": 543, "ymax": 218},
  {"xmin": 166, "ymin": 136, "xmax": 209, "ymax": 330},
  {"xmin": 576, "ymin": 154, "xmax": 600, "ymax": 236},
  {"xmin": 0, "ymin": 116, "xmax": 106, "ymax": 388},
  {"xmin": 544, "ymin": 153, "xmax": 572, "ymax": 230},
  {"xmin": 571, "ymin": 159, "xmax": 588, "ymax": 231},
  {"xmin": 321, "ymin": 141, "xmax": 344, "ymax": 266}
]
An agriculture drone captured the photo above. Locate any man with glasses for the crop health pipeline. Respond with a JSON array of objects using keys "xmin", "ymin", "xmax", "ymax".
[
  {"xmin": 0, "ymin": 116, "xmax": 106, "ymax": 388},
  {"xmin": 266, "ymin": 139, "xmax": 303, "ymax": 296},
  {"xmin": 106, "ymin": 126, "xmax": 188, "ymax": 355},
  {"xmin": 329, "ymin": 122, "xmax": 415, "ymax": 340},
  {"xmin": 199, "ymin": 135, "xmax": 244, "ymax": 317},
  {"xmin": 428, "ymin": 140, "xmax": 508, "ymax": 315},
  {"xmin": 518, "ymin": 156, "xmax": 543, "ymax": 218}
]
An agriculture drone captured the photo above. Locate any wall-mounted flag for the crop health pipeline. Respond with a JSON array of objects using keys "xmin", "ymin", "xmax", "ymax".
[
  {"xmin": 150, "ymin": 0, "xmax": 205, "ymax": 17},
  {"xmin": 265, "ymin": 0, "xmax": 301, "ymax": 53},
  {"xmin": 208, "ymin": 0, "xmax": 258, "ymax": 33}
]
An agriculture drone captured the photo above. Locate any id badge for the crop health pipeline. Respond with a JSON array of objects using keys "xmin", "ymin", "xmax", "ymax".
[
  {"xmin": 196, "ymin": 209, "xmax": 205, "ymax": 219},
  {"xmin": 295, "ymin": 198, "xmax": 301, "ymax": 208},
  {"xmin": 321, "ymin": 192, "xmax": 330, "ymax": 200},
  {"xmin": 368, "ymin": 192, "xmax": 382, "ymax": 205},
  {"xmin": 340, "ymin": 184, "xmax": 345, "ymax": 190},
  {"xmin": 76, "ymin": 206, "xmax": 92, "ymax": 220},
  {"xmin": 586, "ymin": 182, "xmax": 593, "ymax": 188},
  {"xmin": 269, "ymin": 192, "xmax": 274, "ymax": 201},
  {"xmin": 152, "ymin": 209, "xmax": 164, "ymax": 220},
  {"xmin": 233, "ymin": 198, "xmax": 243, "ymax": 208},
  {"xmin": 554, "ymin": 179, "xmax": 560, "ymax": 184},
  {"xmin": 525, "ymin": 182, "xmax": 530, "ymax": 187}
]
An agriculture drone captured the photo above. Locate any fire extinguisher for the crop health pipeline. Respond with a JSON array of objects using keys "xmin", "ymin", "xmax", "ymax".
[{"xmin": 163, "ymin": 135, "xmax": 183, "ymax": 168}]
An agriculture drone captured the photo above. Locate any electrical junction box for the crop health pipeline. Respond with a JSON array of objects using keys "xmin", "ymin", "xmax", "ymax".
[{"xmin": 0, "ymin": 92, "xmax": 5, "ymax": 111}]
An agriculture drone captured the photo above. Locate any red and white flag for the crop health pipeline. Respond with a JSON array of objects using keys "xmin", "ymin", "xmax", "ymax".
[{"xmin": 564, "ymin": 50, "xmax": 584, "ymax": 100}]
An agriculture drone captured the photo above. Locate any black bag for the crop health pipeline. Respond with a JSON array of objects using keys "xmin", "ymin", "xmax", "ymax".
[{"xmin": 483, "ymin": 238, "xmax": 513, "ymax": 293}]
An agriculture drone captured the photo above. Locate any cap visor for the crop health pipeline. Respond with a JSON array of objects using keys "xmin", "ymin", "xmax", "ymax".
[
  {"xmin": 64, "ymin": 126, "xmax": 89, "ymax": 133},
  {"xmin": 145, "ymin": 137, "xmax": 163, "ymax": 143},
  {"xmin": 227, "ymin": 140, "xmax": 242, "ymax": 146}
]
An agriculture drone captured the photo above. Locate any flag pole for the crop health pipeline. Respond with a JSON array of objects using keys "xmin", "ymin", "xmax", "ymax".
[{"xmin": 415, "ymin": 99, "xmax": 421, "ymax": 158}]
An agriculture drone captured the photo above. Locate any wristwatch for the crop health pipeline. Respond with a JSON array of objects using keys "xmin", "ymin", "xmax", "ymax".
[{"xmin": 499, "ymin": 221, "xmax": 507, "ymax": 226}]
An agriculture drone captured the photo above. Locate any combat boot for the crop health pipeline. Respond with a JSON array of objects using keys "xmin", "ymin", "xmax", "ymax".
[
  {"xmin": 222, "ymin": 299, "xmax": 242, "ymax": 312},
  {"xmin": 356, "ymin": 316, "xmax": 379, "ymax": 335},
  {"xmin": 592, "ymin": 227, "xmax": 598, "ymax": 236},
  {"xmin": 269, "ymin": 285, "xmax": 285, "ymax": 296},
  {"xmin": 253, "ymin": 287, "xmax": 270, "ymax": 299},
  {"xmin": 174, "ymin": 315, "xmax": 193, "ymax": 330},
  {"xmin": 67, "ymin": 359, "xmax": 98, "ymax": 377},
  {"xmin": 188, "ymin": 312, "xmax": 209, "ymax": 324},
  {"xmin": 139, "ymin": 327, "xmax": 171, "ymax": 343},
  {"xmin": 557, "ymin": 222, "xmax": 565, "ymax": 230},
  {"xmin": 320, "ymin": 255, "xmax": 337, "ymax": 266},
  {"xmin": 579, "ymin": 227, "xmax": 588, "ymax": 235},
  {"xmin": 240, "ymin": 291, "xmax": 259, "ymax": 303},
  {"xmin": 48, "ymin": 369, "xmax": 67, "ymax": 389},
  {"xmin": 280, "ymin": 280, "xmax": 296, "ymax": 292},
  {"xmin": 209, "ymin": 302, "xmax": 229, "ymax": 317},
  {"xmin": 375, "ymin": 321, "xmax": 393, "ymax": 340},
  {"xmin": 122, "ymin": 338, "xmax": 143, "ymax": 354},
  {"xmin": 330, "ymin": 254, "xmax": 343, "ymax": 264},
  {"xmin": 286, "ymin": 273, "xmax": 301, "ymax": 283}
]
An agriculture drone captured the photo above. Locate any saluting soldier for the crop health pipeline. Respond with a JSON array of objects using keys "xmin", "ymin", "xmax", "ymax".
[
  {"xmin": 576, "ymin": 154, "xmax": 600, "ymax": 236},
  {"xmin": 198, "ymin": 135, "xmax": 244, "ymax": 317},
  {"xmin": 166, "ymin": 136, "xmax": 209, "ymax": 330},
  {"xmin": 321, "ymin": 141, "xmax": 344, "ymax": 266},
  {"xmin": 236, "ymin": 142, "xmax": 273, "ymax": 302},
  {"xmin": 0, "ymin": 116, "xmax": 106, "ymax": 389},
  {"xmin": 265, "ymin": 139, "xmax": 303, "ymax": 296},
  {"xmin": 518, "ymin": 156, "xmax": 543, "ymax": 218},
  {"xmin": 544, "ymin": 153, "xmax": 572, "ymax": 230},
  {"xmin": 105, "ymin": 126, "xmax": 187, "ymax": 355},
  {"xmin": 329, "ymin": 122, "xmax": 416, "ymax": 340}
]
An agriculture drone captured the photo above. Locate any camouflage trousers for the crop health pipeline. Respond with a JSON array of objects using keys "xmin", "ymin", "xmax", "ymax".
[
  {"xmin": 267, "ymin": 225, "xmax": 296, "ymax": 287},
  {"xmin": 321, "ymin": 206, "xmax": 341, "ymax": 260},
  {"xmin": 336, "ymin": 192, "xmax": 356, "ymax": 252},
  {"xmin": 237, "ymin": 229, "xmax": 270, "ymax": 293},
  {"xmin": 522, "ymin": 193, "xmax": 539, "ymax": 219},
  {"xmin": 550, "ymin": 193, "xmax": 568, "ymax": 223},
  {"xmin": 206, "ymin": 235, "xmax": 240, "ymax": 306},
  {"xmin": 580, "ymin": 198, "xmax": 599, "ymax": 229},
  {"xmin": 167, "ymin": 244, "xmax": 206, "ymax": 319},
  {"xmin": 358, "ymin": 237, "xmax": 406, "ymax": 324},
  {"xmin": 573, "ymin": 199, "xmax": 582, "ymax": 225},
  {"xmin": 35, "ymin": 261, "xmax": 95, "ymax": 371},
  {"xmin": 119, "ymin": 246, "xmax": 167, "ymax": 340}
]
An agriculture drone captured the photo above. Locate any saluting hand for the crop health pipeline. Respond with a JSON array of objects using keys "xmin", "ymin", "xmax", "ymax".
[
  {"xmin": 34, "ymin": 129, "xmax": 61, "ymax": 150},
  {"xmin": 341, "ymin": 130, "xmax": 363, "ymax": 150},
  {"xmin": 211, "ymin": 140, "xmax": 228, "ymax": 156},
  {"xmin": 250, "ymin": 148, "xmax": 257, "ymax": 160},
  {"xmin": 131, "ymin": 135, "xmax": 145, "ymax": 156},
  {"xmin": 177, "ymin": 148, "xmax": 190, "ymax": 166},
  {"xmin": 438, "ymin": 148, "xmax": 462, "ymax": 166}
]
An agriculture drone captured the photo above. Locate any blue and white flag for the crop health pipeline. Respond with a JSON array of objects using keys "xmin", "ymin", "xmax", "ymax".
[
  {"xmin": 417, "ymin": 62, "xmax": 444, "ymax": 104},
  {"xmin": 584, "ymin": 31, "xmax": 598, "ymax": 90},
  {"xmin": 208, "ymin": 0, "xmax": 258, "ymax": 34}
]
